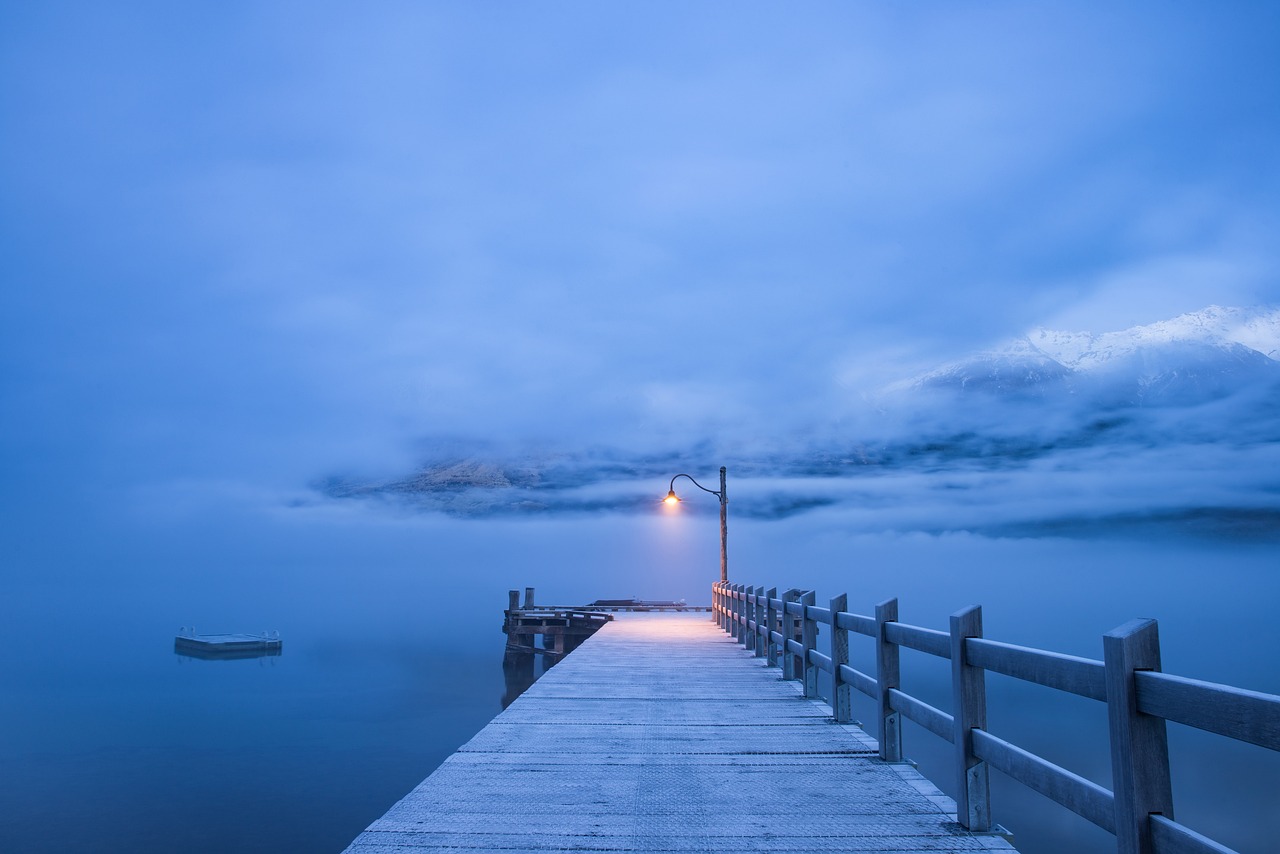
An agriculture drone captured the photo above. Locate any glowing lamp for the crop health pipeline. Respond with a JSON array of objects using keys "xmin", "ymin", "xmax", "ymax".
[{"xmin": 662, "ymin": 467, "xmax": 728, "ymax": 583}]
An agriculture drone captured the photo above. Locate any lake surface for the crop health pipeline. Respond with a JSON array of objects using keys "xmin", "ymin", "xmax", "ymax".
[{"xmin": 2, "ymin": 491, "xmax": 1277, "ymax": 853}]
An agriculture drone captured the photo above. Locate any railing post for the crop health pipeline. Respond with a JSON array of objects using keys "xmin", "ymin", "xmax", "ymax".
[
  {"xmin": 737, "ymin": 584, "xmax": 747, "ymax": 643},
  {"xmin": 951, "ymin": 605, "xmax": 991, "ymax": 831},
  {"xmin": 742, "ymin": 585, "xmax": 755, "ymax": 649},
  {"xmin": 875, "ymin": 598, "xmax": 902, "ymax": 762},
  {"xmin": 718, "ymin": 582, "xmax": 726, "ymax": 630},
  {"xmin": 801, "ymin": 590, "xmax": 818, "ymax": 698},
  {"xmin": 782, "ymin": 590, "xmax": 800, "ymax": 680},
  {"xmin": 1105, "ymin": 619, "xmax": 1173, "ymax": 854},
  {"xmin": 729, "ymin": 584, "xmax": 740, "ymax": 640},
  {"xmin": 765, "ymin": 587, "xmax": 779, "ymax": 667},
  {"xmin": 737, "ymin": 583, "xmax": 747, "ymax": 645},
  {"xmin": 735, "ymin": 584, "xmax": 746, "ymax": 643},
  {"xmin": 721, "ymin": 581, "xmax": 732, "ymax": 635},
  {"xmin": 753, "ymin": 586, "xmax": 766, "ymax": 657},
  {"xmin": 829, "ymin": 593, "xmax": 851, "ymax": 723}
]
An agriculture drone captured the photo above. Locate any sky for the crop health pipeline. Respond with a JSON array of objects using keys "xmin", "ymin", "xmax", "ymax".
[{"xmin": 3, "ymin": 2, "xmax": 1279, "ymax": 489}]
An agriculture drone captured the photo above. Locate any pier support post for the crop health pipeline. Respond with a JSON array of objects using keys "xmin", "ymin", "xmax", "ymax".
[
  {"xmin": 950, "ymin": 605, "xmax": 991, "ymax": 832},
  {"xmin": 782, "ymin": 590, "xmax": 800, "ymax": 681},
  {"xmin": 506, "ymin": 589, "xmax": 534, "ymax": 661},
  {"xmin": 1105, "ymin": 619, "xmax": 1173, "ymax": 854},
  {"xmin": 829, "ymin": 593, "xmax": 852, "ymax": 723},
  {"xmin": 875, "ymin": 598, "xmax": 902, "ymax": 762},
  {"xmin": 502, "ymin": 589, "xmax": 535, "ymax": 703},
  {"xmin": 801, "ymin": 590, "xmax": 818, "ymax": 698}
]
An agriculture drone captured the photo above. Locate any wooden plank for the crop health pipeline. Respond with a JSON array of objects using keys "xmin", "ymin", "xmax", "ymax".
[
  {"xmin": 807, "ymin": 605, "xmax": 832, "ymax": 625},
  {"xmin": 966, "ymin": 637, "xmax": 1107, "ymax": 701},
  {"xmin": 886, "ymin": 621, "xmax": 951, "ymax": 658},
  {"xmin": 972, "ymin": 729, "xmax": 1115, "ymax": 833},
  {"xmin": 1149, "ymin": 815, "xmax": 1238, "ymax": 854},
  {"xmin": 1136, "ymin": 670, "xmax": 1280, "ymax": 752},
  {"xmin": 836, "ymin": 610, "xmax": 877, "ymax": 637},
  {"xmin": 344, "ymin": 613, "xmax": 1017, "ymax": 854},
  {"xmin": 839, "ymin": 662, "xmax": 878, "ymax": 700},
  {"xmin": 808, "ymin": 648, "xmax": 834, "ymax": 674},
  {"xmin": 889, "ymin": 687, "xmax": 954, "ymax": 742}
]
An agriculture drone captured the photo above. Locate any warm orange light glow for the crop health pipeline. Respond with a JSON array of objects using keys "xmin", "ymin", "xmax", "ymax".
[{"xmin": 663, "ymin": 490, "xmax": 681, "ymax": 505}]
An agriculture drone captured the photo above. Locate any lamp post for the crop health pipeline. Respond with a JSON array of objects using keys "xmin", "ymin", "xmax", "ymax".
[{"xmin": 663, "ymin": 466, "xmax": 728, "ymax": 583}]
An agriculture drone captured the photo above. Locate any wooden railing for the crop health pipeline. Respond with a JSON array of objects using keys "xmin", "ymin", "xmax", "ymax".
[{"xmin": 712, "ymin": 580, "xmax": 1280, "ymax": 854}]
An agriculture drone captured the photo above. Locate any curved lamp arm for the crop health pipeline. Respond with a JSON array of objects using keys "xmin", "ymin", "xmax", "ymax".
[
  {"xmin": 663, "ymin": 466, "xmax": 728, "ymax": 583},
  {"xmin": 667, "ymin": 473, "xmax": 723, "ymax": 500}
]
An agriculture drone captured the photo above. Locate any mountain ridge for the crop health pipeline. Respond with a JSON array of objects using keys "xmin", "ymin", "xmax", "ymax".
[{"xmin": 912, "ymin": 304, "xmax": 1280, "ymax": 403}]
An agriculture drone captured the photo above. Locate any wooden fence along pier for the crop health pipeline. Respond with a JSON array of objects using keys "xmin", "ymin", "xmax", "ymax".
[
  {"xmin": 712, "ymin": 580, "xmax": 1280, "ymax": 854},
  {"xmin": 345, "ymin": 581, "xmax": 1279, "ymax": 854}
]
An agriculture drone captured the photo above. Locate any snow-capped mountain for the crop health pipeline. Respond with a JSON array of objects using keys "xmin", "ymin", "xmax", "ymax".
[
  {"xmin": 911, "ymin": 338, "xmax": 1072, "ymax": 396},
  {"xmin": 1030, "ymin": 305, "xmax": 1280, "ymax": 368},
  {"xmin": 916, "ymin": 305, "xmax": 1280, "ymax": 404}
]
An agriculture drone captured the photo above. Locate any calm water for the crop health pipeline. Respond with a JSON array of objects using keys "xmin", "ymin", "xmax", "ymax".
[{"xmin": 2, "ymin": 493, "xmax": 1277, "ymax": 853}]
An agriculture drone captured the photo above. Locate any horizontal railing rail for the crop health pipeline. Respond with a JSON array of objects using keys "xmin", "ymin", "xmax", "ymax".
[
  {"xmin": 711, "ymin": 579, "xmax": 1279, "ymax": 854},
  {"xmin": 966, "ymin": 637, "xmax": 1107, "ymax": 701}
]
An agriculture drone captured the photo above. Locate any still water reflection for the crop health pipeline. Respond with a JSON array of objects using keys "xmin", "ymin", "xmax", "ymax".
[{"xmin": 0, "ymin": 497, "xmax": 1276, "ymax": 853}]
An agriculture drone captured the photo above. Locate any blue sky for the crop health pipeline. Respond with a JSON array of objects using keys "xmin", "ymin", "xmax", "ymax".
[{"xmin": 3, "ymin": 2, "xmax": 1279, "ymax": 485}]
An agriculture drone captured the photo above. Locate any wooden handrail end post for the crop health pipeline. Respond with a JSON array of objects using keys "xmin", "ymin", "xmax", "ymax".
[
  {"xmin": 875, "ymin": 597, "xmax": 902, "ymax": 762},
  {"xmin": 1105, "ymin": 618, "xmax": 1173, "ymax": 854},
  {"xmin": 951, "ymin": 605, "xmax": 991, "ymax": 832}
]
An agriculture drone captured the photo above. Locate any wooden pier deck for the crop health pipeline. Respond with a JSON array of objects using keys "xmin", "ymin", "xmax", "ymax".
[{"xmin": 343, "ymin": 612, "xmax": 1016, "ymax": 853}]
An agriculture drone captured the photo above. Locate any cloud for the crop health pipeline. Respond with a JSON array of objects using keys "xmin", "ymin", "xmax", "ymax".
[{"xmin": 3, "ymin": 1, "xmax": 1280, "ymax": 489}]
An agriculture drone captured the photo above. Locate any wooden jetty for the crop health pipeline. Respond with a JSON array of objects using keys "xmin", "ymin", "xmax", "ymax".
[
  {"xmin": 345, "ymin": 609, "xmax": 1015, "ymax": 853},
  {"xmin": 344, "ymin": 579, "xmax": 1280, "ymax": 854}
]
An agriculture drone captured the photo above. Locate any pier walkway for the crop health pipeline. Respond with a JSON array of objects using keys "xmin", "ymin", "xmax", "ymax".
[{"xmin": 343, "ymin": 612, "xmax": 1015, "ymax": 852}]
